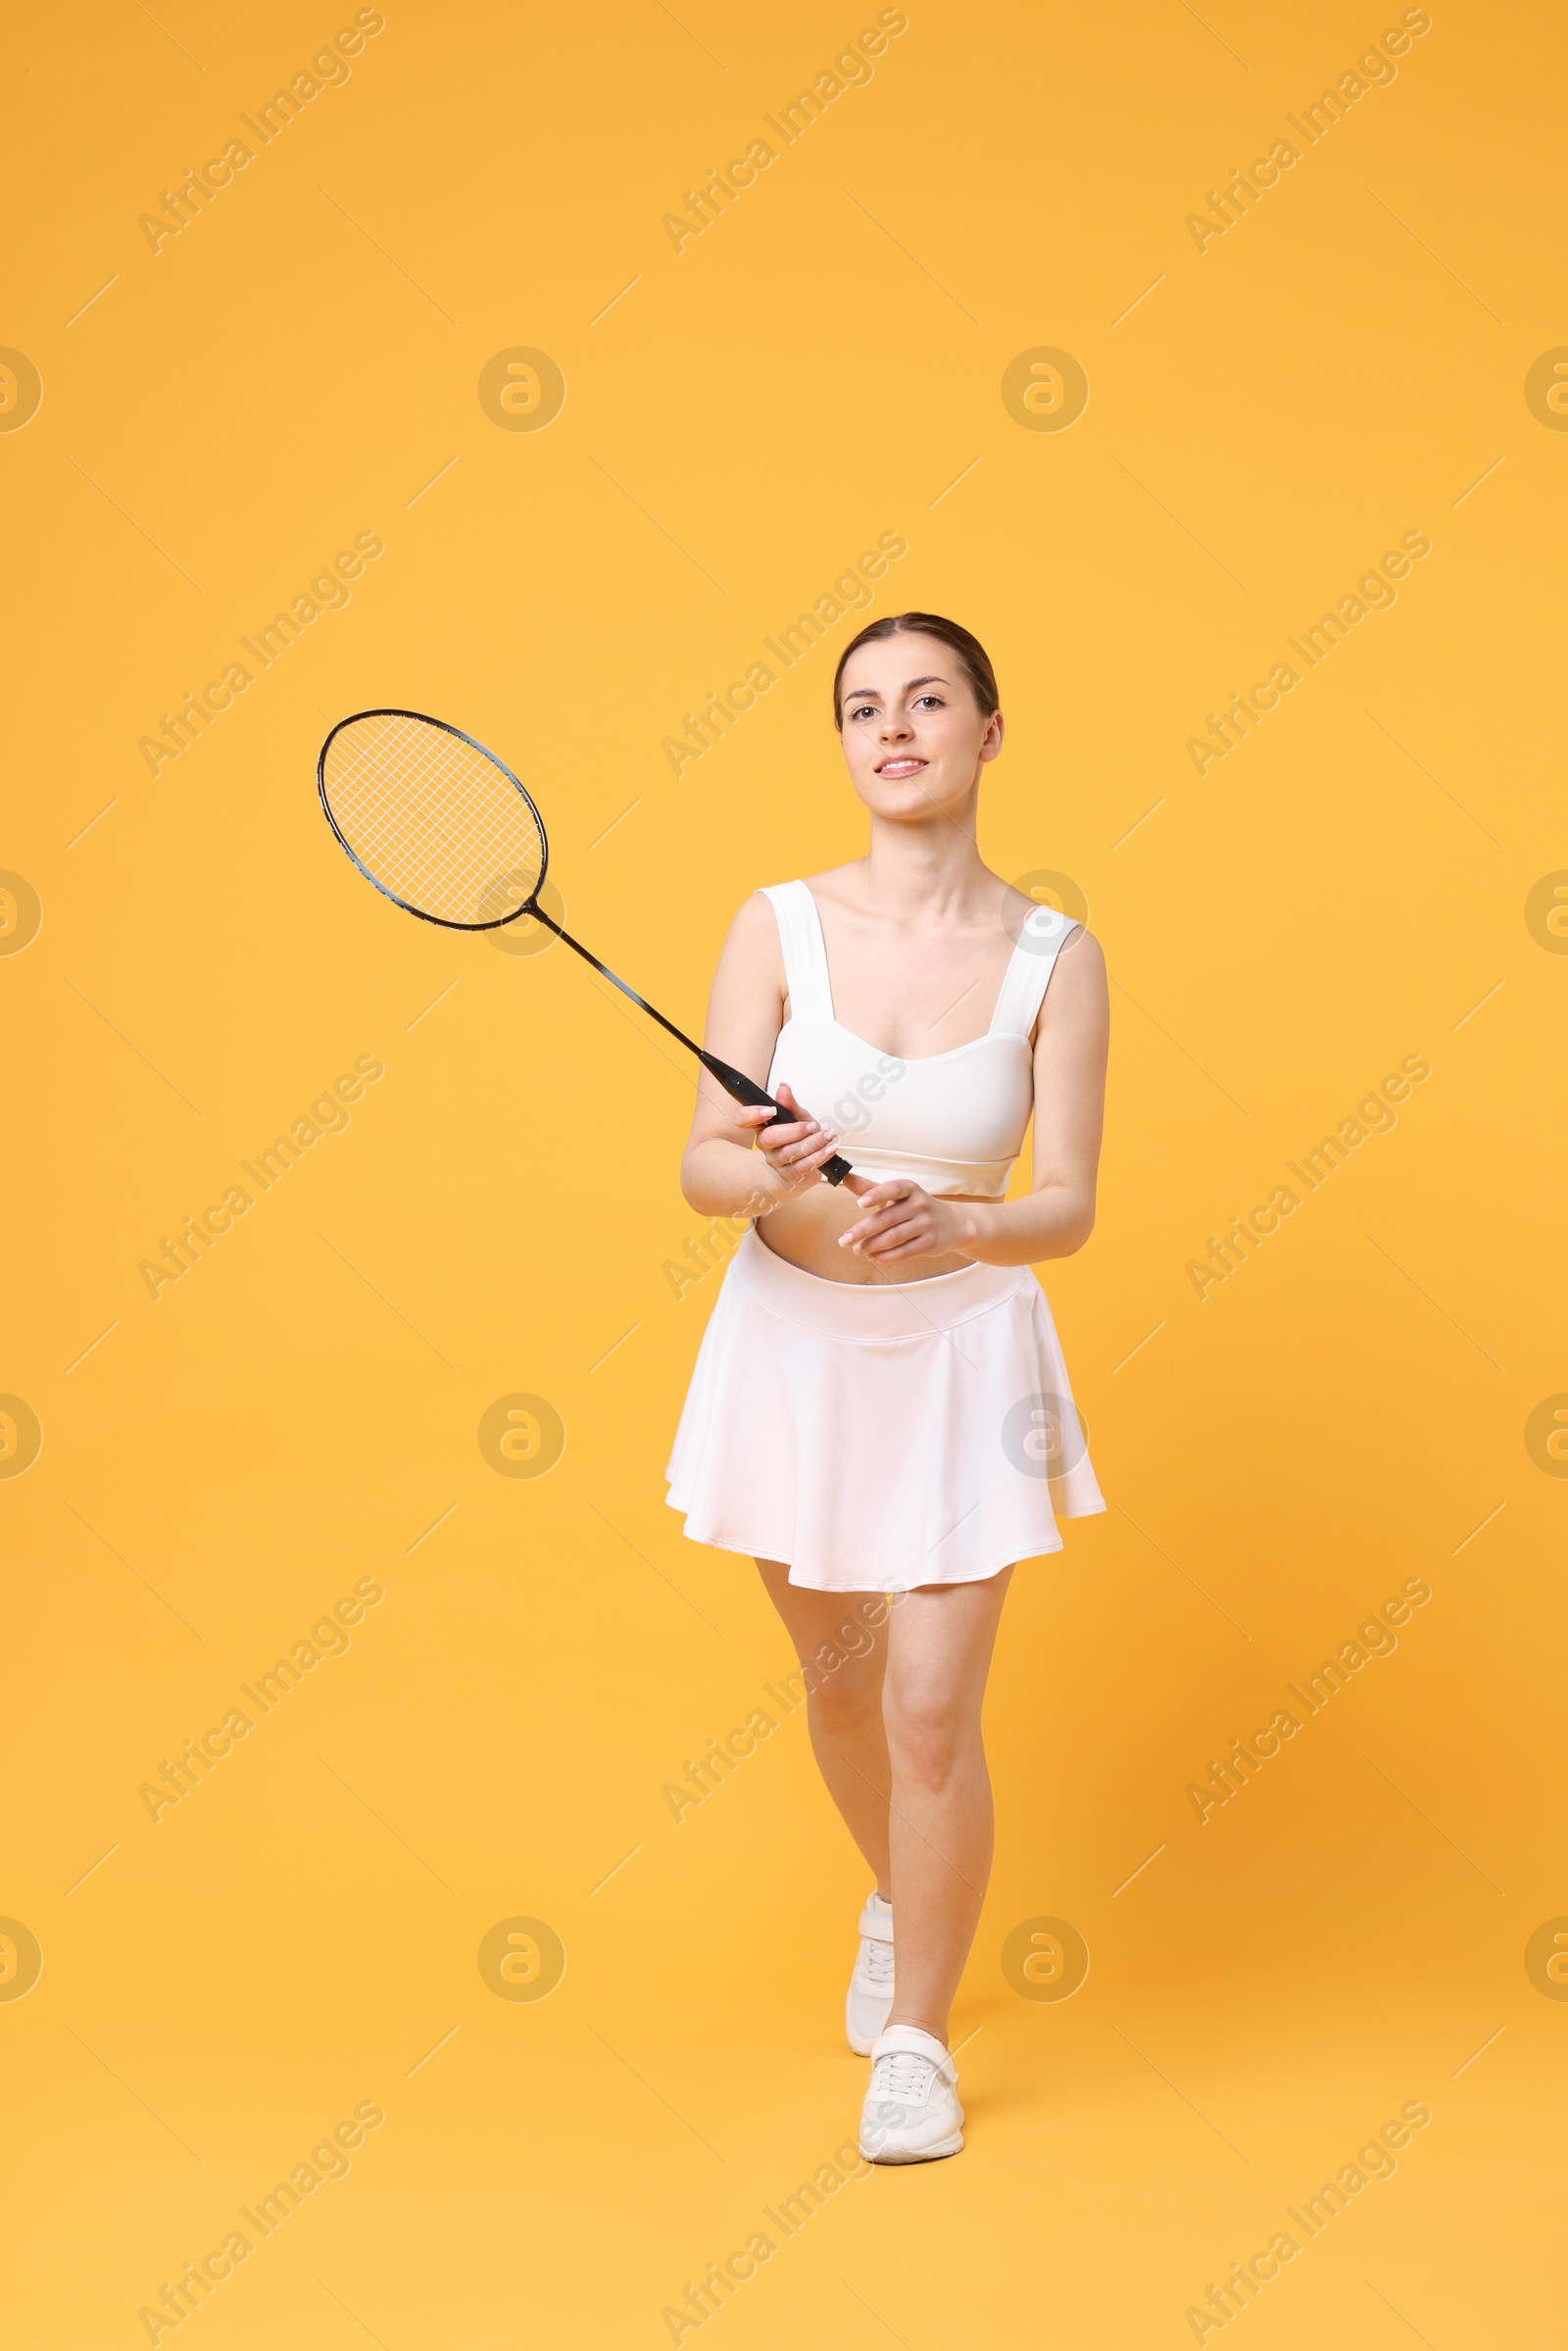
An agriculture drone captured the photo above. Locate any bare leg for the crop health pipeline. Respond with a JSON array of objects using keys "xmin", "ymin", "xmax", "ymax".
[
  {"xmin": 755, "ymin": 1562, "xmax": 894, "ymax": 1893},
  {"xmin": 881, "ymin": 1569, "xmax": 1013, "ymax": 2045}
]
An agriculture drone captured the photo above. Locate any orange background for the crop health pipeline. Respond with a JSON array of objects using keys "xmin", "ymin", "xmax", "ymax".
[{"xmin": 3, "ymin": 1, "xmax": 1566, "ymax": 2343}]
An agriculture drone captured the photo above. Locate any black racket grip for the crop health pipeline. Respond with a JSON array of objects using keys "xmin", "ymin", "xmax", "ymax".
[{"xmin": 699, "ymin": 1051, "xmax": 854, "ymax": 1186}]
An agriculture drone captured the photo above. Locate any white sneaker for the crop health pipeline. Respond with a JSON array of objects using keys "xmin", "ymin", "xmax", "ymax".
[
  {"xmin": 858, "ymin": 2025, "xmax": 964, "ymax": 2164},
  {"xmin": 845, "ymin": 1891, "xmax": 895, "ymax": 2054}
]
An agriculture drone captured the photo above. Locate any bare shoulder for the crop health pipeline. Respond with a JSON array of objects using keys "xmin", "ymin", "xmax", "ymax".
[
  {"xmin": 713, "ymin": 887, "xmax": 785, "ymax": 987},
  {"xmin": 1057, "ymin": 922, "xmax": 1106, "ymax": 984},
  {"xmin": 722, "ymin": 887, "xmax": 778, "ymax": 947},
  {"xmin": 1037, "ymin": 920, "xmax": 1107, "ymax": 1052}
]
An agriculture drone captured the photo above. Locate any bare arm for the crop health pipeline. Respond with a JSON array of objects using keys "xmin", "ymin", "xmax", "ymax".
[
  {"xmin": 837, "ymin": 925, "xmax": 1109, "ymax": 1267},
  {"xmin": 956, "ymin": 924, "xmax": 1108, "ymax": 1263},
  {"xmin": 678, "ymin": 893, "xmax": 845, "ymax": 1218}
]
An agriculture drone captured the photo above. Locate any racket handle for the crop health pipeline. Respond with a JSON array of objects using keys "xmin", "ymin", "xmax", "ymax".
[{"xmin": 700, "ymin": 1051, "xmax": 854, "ymax": 1187}]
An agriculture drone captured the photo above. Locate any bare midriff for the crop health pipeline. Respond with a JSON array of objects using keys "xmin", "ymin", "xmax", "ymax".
[{"xmin": 753, "ymin": 1177, "xmax": 996, "ymax": 1285}]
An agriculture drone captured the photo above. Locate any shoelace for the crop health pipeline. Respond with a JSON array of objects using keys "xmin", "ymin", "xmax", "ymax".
[
  {"xmin": 870, "ymin": 2046, "xmax": 939, "ymax": 2104},
  {"xmin": 859, "ymin": 1935, "xmax": 895, "ymax": 1987}
]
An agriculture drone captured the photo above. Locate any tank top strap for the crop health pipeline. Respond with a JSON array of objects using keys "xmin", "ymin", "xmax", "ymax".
[
  {"xmin": 987, "ymin": 904, "xmax": 1082, "ymax": 1038},
  {"xmin": 760, "ymin": 881, "xmax": 836, "ymax": 1020}
]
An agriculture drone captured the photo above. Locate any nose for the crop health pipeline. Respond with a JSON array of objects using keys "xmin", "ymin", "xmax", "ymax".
[{"xmin": 879, "ymin": 710, "xmax": 912, "ymax": 742}]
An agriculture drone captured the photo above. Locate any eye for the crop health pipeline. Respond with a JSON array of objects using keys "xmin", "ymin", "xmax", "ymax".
[
  {"xmin": 912, "ymin": 694, "xmax": 944, "ymax": 710},
  {"xmin": 848, "ymin": 702, "xmax": 876, "ymax": 721}
]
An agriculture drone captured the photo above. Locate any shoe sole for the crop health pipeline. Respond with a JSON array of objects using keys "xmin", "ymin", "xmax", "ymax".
[{"xmin": 859, "ymin": 2130, "xmax": 964, "ymax": 2164}]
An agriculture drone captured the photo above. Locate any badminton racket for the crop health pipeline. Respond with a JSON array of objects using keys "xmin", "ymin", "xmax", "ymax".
[{"xmin": 317, "ymin": 708, "xmax": 853, "ymax": 1184}]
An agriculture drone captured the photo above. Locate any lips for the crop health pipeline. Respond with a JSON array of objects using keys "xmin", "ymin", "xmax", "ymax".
[{"xmin": 876, "ymin": 758, "xmax": 926, "ymax": 777}]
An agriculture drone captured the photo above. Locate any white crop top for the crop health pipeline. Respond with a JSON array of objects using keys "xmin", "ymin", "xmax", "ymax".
[{"xmin": 761, "ymin": 880, "xmax": 1081, "ymax": 1199}]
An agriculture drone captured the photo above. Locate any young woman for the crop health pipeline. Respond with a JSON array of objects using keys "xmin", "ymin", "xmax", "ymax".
[{"xmin": 666, "ymin": 612, "xmax": 1109, "ymax": 2163}]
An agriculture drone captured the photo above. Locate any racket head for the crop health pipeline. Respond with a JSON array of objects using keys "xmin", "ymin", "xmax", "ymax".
[{"xmin": 318, "ymin": 708, "xmax": 550, "ymax": 932}]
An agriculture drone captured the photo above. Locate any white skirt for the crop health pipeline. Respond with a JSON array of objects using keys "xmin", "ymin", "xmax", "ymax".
[{"xmin": 664, "ymin": 1229, "xmax": 1105, "ymax": 1592}]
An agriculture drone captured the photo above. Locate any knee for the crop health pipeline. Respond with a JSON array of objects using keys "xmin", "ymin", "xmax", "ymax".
[
  {"xmin": 884, "ymin": 1683, "xmax": 975, "ymax": 1792},
  {"xmin": 808, "ymin": 1660, "xmax": 881, "ymax": 1736}
]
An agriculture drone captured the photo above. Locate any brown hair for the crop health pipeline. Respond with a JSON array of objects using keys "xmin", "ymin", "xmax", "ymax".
[{"xmin": 832, "ymin": 612, "xmax": 1000, "ymax": 732}]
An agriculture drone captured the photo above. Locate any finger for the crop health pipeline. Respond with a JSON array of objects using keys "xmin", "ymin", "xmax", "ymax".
[
  {"xmin": 850, "ymin": 1201, "xmax": 922, "ymax": 1241},
  {"xmin": 793, "ymin": 1135, "xmax": 840, "ymax": 1170},
  {"xmin": 861, "ymin": 1219, "xmax": 928, "ymax": 1256},
  {"xmin": 840, "ymin": 1212, "xmax": 900, "ymax": 1248},
  {"xmin": 838, "ymin": 1185, "xmax": 911, "ymax": 1242},
  {"xmin": 774, "ymin": 1080, "xmax": 817, "ymax": 1124},
  {"xmin": 773, "ymin": 1128, "xmax": 837, "ymax": 1170}
]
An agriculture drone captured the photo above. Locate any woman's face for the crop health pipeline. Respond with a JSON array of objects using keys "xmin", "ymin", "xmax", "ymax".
[{"xmin": 836, "ymin": 632, "xmax": 1004, "ymax": 824}]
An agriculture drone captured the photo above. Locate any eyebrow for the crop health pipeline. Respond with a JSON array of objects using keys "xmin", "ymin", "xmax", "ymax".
[{"xmin": 841, "ymin": 673, "xmax": 952, "ymax": 704}]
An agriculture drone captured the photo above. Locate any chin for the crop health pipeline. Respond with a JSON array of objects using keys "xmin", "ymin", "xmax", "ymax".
[{"xmin": 863, "ymin": 770, "xmax": 940, "ymax": 804}]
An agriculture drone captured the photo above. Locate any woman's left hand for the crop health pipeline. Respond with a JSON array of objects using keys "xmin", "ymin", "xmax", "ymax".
[{"xmin": 837, "ymin": 1175, "xmax": 973, "ymax": 1263}]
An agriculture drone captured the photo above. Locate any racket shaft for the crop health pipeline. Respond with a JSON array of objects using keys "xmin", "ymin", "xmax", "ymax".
[{"xmin": 526, "ymin": 909, "xmax": 853, "ymax": 1186}]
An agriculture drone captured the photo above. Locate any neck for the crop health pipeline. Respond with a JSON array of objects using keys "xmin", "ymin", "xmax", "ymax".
[{"xmin": 860, "ymin": 781, "xmax": 990, "ymax": 917}]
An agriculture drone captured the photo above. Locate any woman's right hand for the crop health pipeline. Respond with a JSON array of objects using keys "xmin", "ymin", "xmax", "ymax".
[{"xmin": 734, "ymin": 1081, "xmax": 841, "ymax": 1208}]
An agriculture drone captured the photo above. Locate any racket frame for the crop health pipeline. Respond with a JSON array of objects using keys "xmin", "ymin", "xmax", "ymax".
[{"xmin": 318, "ymin": 707, "xmax": 549, "ymax": 933}]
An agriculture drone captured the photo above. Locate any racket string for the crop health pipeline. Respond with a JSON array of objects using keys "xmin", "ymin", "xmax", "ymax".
[
  {"xmin": 323, "ymin": 713, "xmax": 545, "ymax": 925},
  {"xmin": 329, "ymin": 719, "xmax": 542, "ymax": 914}
]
